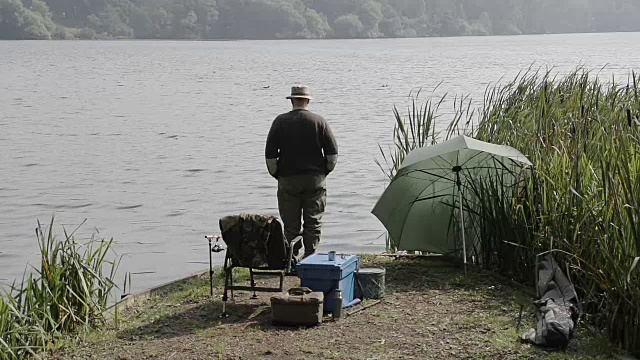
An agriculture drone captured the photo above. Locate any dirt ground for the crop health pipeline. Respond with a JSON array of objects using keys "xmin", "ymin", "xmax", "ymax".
[{"xmin": 56, "ymin": 255, "xmax": 618, "ymax": 360}]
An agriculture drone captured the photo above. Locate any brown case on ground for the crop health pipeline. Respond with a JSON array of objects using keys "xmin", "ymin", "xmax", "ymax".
[{"xmin": 270, "ymin": 287, "xmax": 324, "ymax": 326}]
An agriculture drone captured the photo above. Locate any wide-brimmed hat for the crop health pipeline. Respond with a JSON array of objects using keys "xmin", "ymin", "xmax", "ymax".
[{"xmin": 286, "ymin": 85, "xmax": 313, "ymax": 100}]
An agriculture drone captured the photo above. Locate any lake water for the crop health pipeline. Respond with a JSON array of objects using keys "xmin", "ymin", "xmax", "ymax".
[{"xmin": 2, "ymin": 33, "xmax": 640, "ymax": 295}]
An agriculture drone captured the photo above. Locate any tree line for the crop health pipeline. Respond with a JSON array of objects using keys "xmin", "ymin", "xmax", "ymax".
[{"xmin": 1, "ymin": 0, "xmax": 640, "ymax": 40}]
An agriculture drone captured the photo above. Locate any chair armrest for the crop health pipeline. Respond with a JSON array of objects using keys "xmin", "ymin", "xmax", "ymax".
[
  {"xmin": 290, "ymin": 235, "xmax": 303, "ymax": 246},
  {"xmin": 287, "ymin": 235, "xmax": 303, "ymax": 273}
]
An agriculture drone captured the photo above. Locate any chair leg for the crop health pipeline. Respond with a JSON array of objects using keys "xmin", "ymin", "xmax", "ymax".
[
  {"xmin": 279, "ymin": 272, "xmax": 284, "ymax": 292},
  {"xmin": 250, "ymin": 268, "xmax": 257, "ymax": 299},
  {"xmin": 222, "ymin": 274, "xmax": 229, "ymax": 317},
  {"xmin": 229, "ymin": 268, "xmax": 234, "ymax": 301},
  {"xmin": 287, "ymin": 243, "xmax": 293, "ymax": 274},
  {"xmin": 221, "ymin": 256, "xmax": 230, "ymax": 318},
  {"xmin": 286, "ymin": 236, "xmax": 302, "ymax": 275}
]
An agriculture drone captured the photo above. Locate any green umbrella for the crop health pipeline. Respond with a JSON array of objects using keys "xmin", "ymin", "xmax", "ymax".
[{"xmin": 372, "ymin": 135, "xmax": 532, "ymax": 269}]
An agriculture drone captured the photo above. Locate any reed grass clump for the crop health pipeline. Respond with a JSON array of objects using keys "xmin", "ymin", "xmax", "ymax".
[
  {"xmin": 0, "ymin": 217, "xmax": 118, "ymax": 359},
  {"xmin": 474, "ymin": 68, "xmax": 640, "ymax": 355},
  {"xmin": 375, "ymin": 88, "xmax": 476, "ymax": 252},
  {"xmin": 379, "ymin": 67, "xmax": 640, "ymax": 354}
]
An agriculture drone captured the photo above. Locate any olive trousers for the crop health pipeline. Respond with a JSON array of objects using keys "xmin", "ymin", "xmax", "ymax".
[{"xmin": 277, "ymin": 174, "xmax": 327, "ymax": 257}]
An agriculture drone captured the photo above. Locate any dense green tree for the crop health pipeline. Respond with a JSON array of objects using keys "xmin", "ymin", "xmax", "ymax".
[
  {"xmin": 356, "ymin": 0, "xmax": 383, "ymax": 37},
  {"xmin": 0, "ymin": 0, "xmax": 60, "ymax": 39},
  {"xmin": 169, "ymin": 0, "xmax": 216, "ymax": 38},
  {"xmin": 333, "ymin": 13, "xmax": 362, "ymax": 38},
  {"xmin": 304, "ymin": 7, "xmax": 330, "ymax": 38},
  {"xmin": 386, "ymin": 0, "xmax": 423, "ymax": 18},
  {"xmin": 129, "ymin": 6, "xmax": 152, "ymax": 37},
  {"xmin": 1, "ymin": 0, "xmax": 27, "ymax": 39},
  {"xmin": 303, "ymin": 0, "xmax": 356, "ymax": 23}
]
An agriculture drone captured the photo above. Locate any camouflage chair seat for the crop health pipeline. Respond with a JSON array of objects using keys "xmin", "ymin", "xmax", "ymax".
[
  {"xmin": 209, "ymin": 213, "xmax": 302, "ymax": 317},
  {"xmin": 219, "ymin": 214, "xmax": 293, "ymax": 270}
]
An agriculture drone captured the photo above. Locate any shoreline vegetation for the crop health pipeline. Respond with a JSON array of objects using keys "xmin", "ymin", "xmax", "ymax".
[
  {"xmin": 1, "ymin": 0, "xmax": 640, "ymax": 41},
  {"xmin": 0, "ymin": 218, "xmax": 118, "ymax": 359},
  {"xmin": 377, "ymin": 66, "xmax": 640, "ymax": 355},
  {"xmin": 1, "ymin": 66, "xmax": 639, "ymax": 358}
]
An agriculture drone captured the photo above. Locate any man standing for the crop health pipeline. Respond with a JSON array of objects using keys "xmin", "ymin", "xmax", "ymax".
[{"xmin": 265, "ymin": 85, "xmax": 338, "ymax": 258}]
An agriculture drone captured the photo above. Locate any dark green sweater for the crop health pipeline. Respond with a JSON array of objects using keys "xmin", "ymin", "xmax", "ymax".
[{"xmin": 265, "ymin": 109, "xmax": 338, "ymax": 177}]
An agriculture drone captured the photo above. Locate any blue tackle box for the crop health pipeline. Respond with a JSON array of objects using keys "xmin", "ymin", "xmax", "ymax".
[{"xmin": 296, "ymin": 253, "xmax": 359, "ymax": 313}]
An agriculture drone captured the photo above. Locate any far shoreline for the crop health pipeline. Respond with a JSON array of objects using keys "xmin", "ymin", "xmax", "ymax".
[{"xmin": 2, "ymin": 30, "xmax": 639, "ymax": 42}]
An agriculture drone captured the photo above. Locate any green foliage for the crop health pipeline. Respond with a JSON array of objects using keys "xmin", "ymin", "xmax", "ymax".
[
  {"xmin": 0, "ymin": 0, "xmax": 58, "ymax": 39},
  {"xmin": 356, "ymin": 0, "xmax": 383, "ymax": 37},
  {"xmin": 303, "ymin": 8, "xmax": 330, "ymax": 38},
  {"xmin": 3, "ymin": 0, "xmax": 640, "ymax": 39},
  {"xmin": 333, "ymin": 13, "xmax": 363, "ymax": 38},
  {"xmin": 0, "ymin": 217, "xmax": 119, "ymax": 359}
]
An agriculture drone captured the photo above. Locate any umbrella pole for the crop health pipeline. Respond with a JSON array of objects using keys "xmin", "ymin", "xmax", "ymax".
[
  {"xmin": 454, "ymin": 167, "xmax": 467, "ymax": 277},
  {"xmin": 459, "ymin": 184, "xmax": 467, "ymax": 277}
]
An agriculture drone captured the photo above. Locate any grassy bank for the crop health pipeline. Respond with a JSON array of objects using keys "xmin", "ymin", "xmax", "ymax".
[
  {"xmin": 379, "ymin": 67, "xmax": 640, "ymax": 355},
  {"xmin": 0, "ymin": 218, "xmax": 118, "ymax": 359},
  {"xmin": 58, "ymin": 255, "xmax": 618, "ymax": 359}
]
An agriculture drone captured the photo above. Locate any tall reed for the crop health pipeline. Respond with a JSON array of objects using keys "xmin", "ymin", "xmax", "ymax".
[
  {"xmin": 375, "ymin": 87, "xmax": 461, "ymax": 179},
  {"xmin": 0, "ymin": 217, "xmax": 119, "ymax": 359}
]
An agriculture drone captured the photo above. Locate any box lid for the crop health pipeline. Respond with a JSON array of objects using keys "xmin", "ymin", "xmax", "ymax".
[{"xmin": 297, "ymin": 253, "xmax": 358, "ymax": 270}]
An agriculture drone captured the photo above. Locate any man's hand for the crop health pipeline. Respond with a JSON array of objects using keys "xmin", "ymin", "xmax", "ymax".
[
  {"xmin": 326, "ymin": 154, "xmax": 338, "ymax": 174},
  {"xmin": 266, "ymin": 158, "xmax": 278, "ymax": 178}
]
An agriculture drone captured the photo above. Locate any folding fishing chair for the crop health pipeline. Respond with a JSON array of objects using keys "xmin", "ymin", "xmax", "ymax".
[{"xmin": 206, "ymin": 213, "xmax": 302, "ymax": 316}]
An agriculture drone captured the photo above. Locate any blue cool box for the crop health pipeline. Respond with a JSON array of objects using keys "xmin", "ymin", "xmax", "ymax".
[{"xmin": 296, "ymin": 253, "xmax": 359, "ymax": 313}]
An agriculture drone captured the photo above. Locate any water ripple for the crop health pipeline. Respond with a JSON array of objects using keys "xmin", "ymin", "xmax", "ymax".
[{"xmin": 116, "ymin": 204, "xmax": 144, "ymax": 210}]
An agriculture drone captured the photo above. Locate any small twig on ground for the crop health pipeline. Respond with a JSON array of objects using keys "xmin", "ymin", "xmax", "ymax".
[
  {"xmin": 242, "ymin": 321, "xmax": 259, "ymax": 330},
  {"xmin": 346, "ymin": 300, "xmax": 382, "ymax": 316},
  {"xmin": 248, "ymin": 306, "xmax": 269, "ymax": 319}
]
